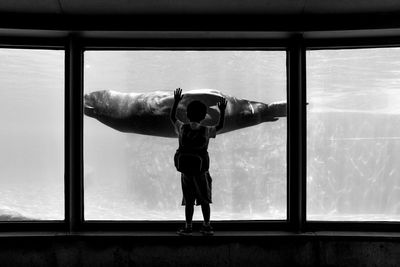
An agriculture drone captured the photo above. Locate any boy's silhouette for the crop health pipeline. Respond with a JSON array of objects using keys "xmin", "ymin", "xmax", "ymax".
[{"xmin": 171, "ymin": 88, "xmax": 227, "ymax": 236}]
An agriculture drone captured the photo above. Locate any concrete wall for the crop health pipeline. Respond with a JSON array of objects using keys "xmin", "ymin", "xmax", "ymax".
[{"xmin": 0, "ymin": 234, "xmax": 399, "ymax": 267}]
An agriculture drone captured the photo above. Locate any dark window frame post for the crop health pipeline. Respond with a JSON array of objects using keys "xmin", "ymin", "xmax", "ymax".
[
  {"xmin": 287, "ymin": 34, "xmax": 307, "ymax": 232},
  {"xmin": 66, "ymin": 34, "xmax": 84, "ymax": 233}
]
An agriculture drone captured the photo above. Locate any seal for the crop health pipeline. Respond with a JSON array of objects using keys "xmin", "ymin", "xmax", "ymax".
[{"xmin": 84, "ymin": 89, "xmax": 286, "ymax": 138}]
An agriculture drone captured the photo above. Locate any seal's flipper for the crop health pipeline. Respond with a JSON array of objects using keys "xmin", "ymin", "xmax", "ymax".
[{"xmin": 264, "ymin": 116, "xmax": 279, "ymax": 122}]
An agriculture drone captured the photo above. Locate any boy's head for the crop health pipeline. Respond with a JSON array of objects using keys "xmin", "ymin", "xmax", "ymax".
[{"xmin": 186, "ymin": 100, "xmax": 207, "ymax": 122}]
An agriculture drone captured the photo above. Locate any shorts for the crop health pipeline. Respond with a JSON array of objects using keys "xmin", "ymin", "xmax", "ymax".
[{"xmin": 181, "ymin": 171, "xmax": 212, "ymax": 206}]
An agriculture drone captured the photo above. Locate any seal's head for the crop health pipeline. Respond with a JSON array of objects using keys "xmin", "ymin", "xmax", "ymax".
[
  {"xmin": 84, "ymin": 90, "xmax": 120, "ymax": 118},
  {"xmin": 84, "ymin": 91, "xmax": 103, "ymax": 118}
]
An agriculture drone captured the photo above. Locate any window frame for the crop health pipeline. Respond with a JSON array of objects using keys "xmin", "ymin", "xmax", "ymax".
[
  {"xmin": 0, "ymin": 37, "xmax": 68, "ymax": 232},
  {"xmin": 80, "ymin": 37, "xmax": 291, "ymax": 232},
  {"xmin": 0, "ymin": 32, "xmax": 399, "ymax": 234},
  {"xmin": 304, "ymin": 37, "xmax": 400, "ymax": 232}
]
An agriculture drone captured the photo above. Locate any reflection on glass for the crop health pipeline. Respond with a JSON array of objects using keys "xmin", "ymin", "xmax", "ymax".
[
  {"xmin": 307, "ymin": 48, "xmax": 400, "ymax": 221},
  {"xmin": 84, "ymin": 51, "xmax": 287, "ymax": 220},
  {"xmin": 0, "ymin": 49, "xmax": 64, "ymax": 221}
]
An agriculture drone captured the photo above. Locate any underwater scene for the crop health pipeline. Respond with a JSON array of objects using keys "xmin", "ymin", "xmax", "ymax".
[
  {"xmin": 84, "ymin": 51, "xmax": 287, "ymax": 221},
  {"xmin": 0, "ymin": 49, "xmax": 64, "ymax": 220},
  {"xmin": 1, "ymin": 47, "xmax": 399, "ymax": 222},
  {"xmin": 307, "ymin": 48, "xmax": 400, "ymax": 221}
]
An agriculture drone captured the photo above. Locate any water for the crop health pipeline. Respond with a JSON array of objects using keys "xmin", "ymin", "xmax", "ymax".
[
  {"xmin": 307, "ymin": 48, "xmax": 400, "ymax": 221},
  {"xmin": 0, "ymin": 49, "xmax": 64, "ymax": 220},
  {"xmin": 84, "ymin": 51, "xmax": 287, "ymax": 221},
  {"xmin": 2, "ymin": 48, "xmax": 400, "ymax": 222}
]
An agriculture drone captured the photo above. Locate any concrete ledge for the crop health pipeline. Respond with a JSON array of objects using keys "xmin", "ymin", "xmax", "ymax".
[{"xmin": 0, "ymin": 232, "xmax": 399, "ymax": 267}]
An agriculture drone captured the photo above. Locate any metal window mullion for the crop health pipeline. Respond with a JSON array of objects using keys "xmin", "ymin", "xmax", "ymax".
[
  {"xmin": 65, "ymin": 34, "xmax": 84, "ymax": 233},
  {"xmin": 287, "ymin": 35, "xmax": 307, "ymax": 232}
]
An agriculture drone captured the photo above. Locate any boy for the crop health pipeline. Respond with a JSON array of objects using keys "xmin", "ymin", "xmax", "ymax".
[{"xmin": 170, "ymin": 88, "xmax": 227, "ymax": 236}]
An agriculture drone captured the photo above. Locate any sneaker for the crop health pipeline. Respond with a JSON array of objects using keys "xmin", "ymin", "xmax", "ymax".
[
  {"xmin": 177, "ymin": 226, "xmax": 193, "ymax": 236},
  {"xmin": 200, "ymin": 224, "xmax": 214, "ymax": 236}
]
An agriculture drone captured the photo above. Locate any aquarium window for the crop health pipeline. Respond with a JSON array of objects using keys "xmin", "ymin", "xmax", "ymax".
[
  {"xmin": 83, "ymin": 50, "xmax": 287, "ymax": 221},
  {"xmin": 0, "ymin": 48, "xmax": 64, "ymax": 221},
  {"xmin": 307, "ymin": 48, "xmax": 400, "ymax": 221}
]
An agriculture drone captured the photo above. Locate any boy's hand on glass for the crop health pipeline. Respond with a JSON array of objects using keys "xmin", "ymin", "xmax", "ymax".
[
  {"xmin": 174, "ymin": 88, "xmax": 184, "ymax": 102},
  {"xmin": 217, "ymin": 97, "xmax": 227, "ymax": 111}
]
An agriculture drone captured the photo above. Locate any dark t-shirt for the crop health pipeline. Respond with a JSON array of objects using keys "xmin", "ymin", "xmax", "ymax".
[{"xmin": 174, "ymin": 120, "xmax": 216, "ymax": 151}]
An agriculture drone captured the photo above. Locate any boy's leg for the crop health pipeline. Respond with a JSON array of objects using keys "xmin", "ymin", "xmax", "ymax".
[
  {"xmin": 177, "ymin": 203, "xmax": 194, "ymax": 236},
  {"xmin": 201, "ymin": 203, "xmax": 210, "ymax": 224},
  {"xmin": 181, "ymin": 174, "xmax": 195, "ymax": 230},
  {"xmin": 200, "ymin": 203, "xmax": 214, "ymax": 235},
  {"xmin": 185, "ymin": 204, "xmax": 194, "ymax": 228},
  {"xmin": 196, "ymin": 172, "xmax": 212, "ymax": 225}
]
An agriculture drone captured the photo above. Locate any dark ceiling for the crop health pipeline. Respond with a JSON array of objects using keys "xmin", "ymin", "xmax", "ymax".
[{"xmin": 1, "ymin": 0, "xmax": 400, "ymax": 33}]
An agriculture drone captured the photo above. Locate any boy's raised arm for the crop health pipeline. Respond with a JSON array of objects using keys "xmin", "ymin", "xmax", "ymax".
[
  {"xmin": 216, "ymin": 97, "xmax": 227, "ymax": 132},
  {"xmin": 170, "ymin": 88, "xmax": 184, "ymax": 124}
]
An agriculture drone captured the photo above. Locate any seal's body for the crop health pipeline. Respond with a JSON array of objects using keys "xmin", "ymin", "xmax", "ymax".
[{"xmin": 84, "ymin": 89, "xmax": 286, "ymax": 138}]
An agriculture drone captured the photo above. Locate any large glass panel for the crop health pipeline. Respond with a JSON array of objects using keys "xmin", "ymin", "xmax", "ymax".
[
  {"xmin": 0, "ymin": 48, "xmax": 64, "ymax": 221},
  {"xmin": 307, "ymin": 48, "xmax": 400, "ymax": 221},
  {"xmin": 84, "ymin": 51, "xmax": 286, "ymax": 220}
]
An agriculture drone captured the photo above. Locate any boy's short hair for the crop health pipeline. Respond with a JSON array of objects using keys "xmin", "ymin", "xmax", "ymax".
[{"xmin": 187, "ymin": 101, "xmax": 207, "ymax": 122}]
